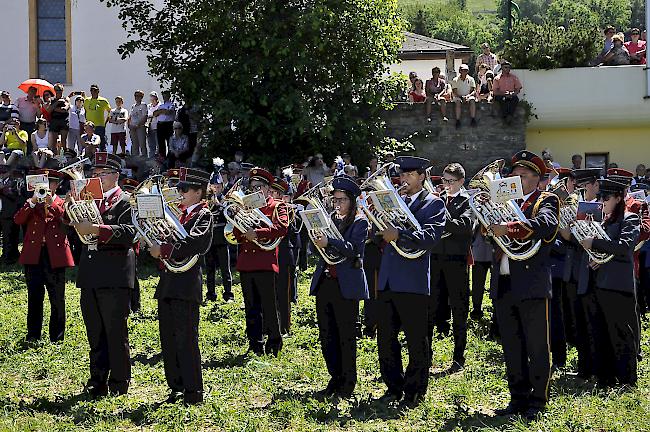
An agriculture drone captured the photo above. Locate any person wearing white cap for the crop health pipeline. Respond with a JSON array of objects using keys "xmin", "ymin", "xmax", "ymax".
[{"xmin": 451, "ymin": 64, "xmax": 477, "ymax": 128}]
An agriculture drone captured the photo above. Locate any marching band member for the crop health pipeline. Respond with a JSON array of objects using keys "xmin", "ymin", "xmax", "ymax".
[
  {"xmin": 578, "ymin": 179, "xmax": 640, "ymax": 387},
  {"xmin": 148, "ymin": 167, "xmax": 214, "ymax": 404},
  {"xmin": 376, "ymin": 156, "xmax": 445, "ymax": 406},
  {"xmin": 71, "ymin": 152, "xmax": 137, "ymax": 398},
  {"xmin": 0, "ymin": 165, "xmax": 27, "ymax": 265},
  {"xmin": 310, "ymin": 176, "xmax": 369, "ymax": 398},
  {"xmin": 205, "ymin": 171, "xmax": 234, "ymax": 303},
  {"xmin": 361, "ymin": 225, "xmax": 382, "ymax": 338},
  {"xmin": 14, "ymin": 168, "xmax": 74, "ymax": 342},
  {"xmin": 428, "ymin": 163, "xmax": 474, "ymax": 372},
  {"xmin": 488, "ymin": 150, "xmax": 559, "ymax": 419},
  {"xmin": 234, "ymin": 167, "xmax": 289, "ymax": 356},
  {"xmin": 271, "ymin": 177, "xmax": 301, "ymax": 335},
  {"xmin": 120, "ymin": 177, "xmax": 142, "ymax": 313}
]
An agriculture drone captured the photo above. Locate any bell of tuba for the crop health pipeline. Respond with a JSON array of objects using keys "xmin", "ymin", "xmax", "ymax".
[
  {"xmin": 294, "ymin": 180, "xmax": 346, "ymax": 265},
  {"xmin": 130, "ymin": 175, "xmax": 199, "ymax": 273},
  {"xmin": 468, "ymin": 159, "xmax": 541, "ymax": 261},
  {"xmin": 359, "ymin": 163, "xmax": 427, "ymax": 259},
  {"xmin": 222, "ymin": 178, "xmax": 282, "ymax": 251},
  {"xmin": 58, "ymin": 158, "xmax": 103, "ymax": 245}
]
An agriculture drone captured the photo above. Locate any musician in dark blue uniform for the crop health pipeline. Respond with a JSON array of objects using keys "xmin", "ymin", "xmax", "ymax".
[
  {"xmin": 376, "ymin": 156, "xmax": 445, "ymax": 406},
  {"xmin": 310, "ymin": 176, "xmax": 369, "ymax": 398},
  {"xmin": 488, "ymin": 150, "xmax": 559, "ymax": 419},
  {"xmin": 205, "ymin": 171, "xmax": 233, "ymax": 303}
]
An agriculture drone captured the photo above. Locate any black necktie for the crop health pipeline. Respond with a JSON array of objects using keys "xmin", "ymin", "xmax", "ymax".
[{"xmin": 404, "ymin": 196, "xmax": 412, "ymax": 206}]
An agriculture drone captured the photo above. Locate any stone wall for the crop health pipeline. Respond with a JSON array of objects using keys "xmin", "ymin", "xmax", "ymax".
[{"xmin": 381, "ymin": 101, "xmax": 527, "ymax": 177}]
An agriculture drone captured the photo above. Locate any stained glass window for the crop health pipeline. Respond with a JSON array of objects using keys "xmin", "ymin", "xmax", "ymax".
[{"xmin": 37, "ymin": 0, "xmax": 67, "ymax": 84}]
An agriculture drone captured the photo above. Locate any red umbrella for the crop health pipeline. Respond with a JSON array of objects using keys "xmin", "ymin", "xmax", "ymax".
[{"xmin": 18, "ymin": 78, "xmax": 55, "ymax": 97}]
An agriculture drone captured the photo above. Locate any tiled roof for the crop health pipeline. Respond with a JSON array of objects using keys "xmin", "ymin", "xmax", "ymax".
[{"xmin": 401, "ymin": 31, "xmax": 472, "ymax": 54}]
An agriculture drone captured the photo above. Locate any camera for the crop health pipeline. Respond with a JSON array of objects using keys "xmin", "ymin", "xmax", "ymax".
[{"xmin": 34, "ymin": 184, "xmax": 50, "ymax": 202}]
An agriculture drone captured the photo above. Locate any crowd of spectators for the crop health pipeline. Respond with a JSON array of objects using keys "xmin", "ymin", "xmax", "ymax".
[{"xmin": 596, "ymin": 26, "xmax": 647, "ymax": 66}]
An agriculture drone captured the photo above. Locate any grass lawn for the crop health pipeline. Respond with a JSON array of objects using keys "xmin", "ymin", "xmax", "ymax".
[
  {"xmin": 0, "ymin": 259, "xmax": 649, "ymax": 431},
  {"xmin": 398, "ymin": 0, "xmax": 498, "ymax": 13}
]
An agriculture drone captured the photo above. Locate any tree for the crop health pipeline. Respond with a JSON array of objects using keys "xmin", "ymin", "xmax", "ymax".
[{"xmin": 101, "ymin": 0, "xmax": 405, "ymax": 167}]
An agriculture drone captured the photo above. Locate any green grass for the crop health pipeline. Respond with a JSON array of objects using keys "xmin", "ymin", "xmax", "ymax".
[
  {"xmin": 398, "ymin": 0, "xmax": 498, "ymax": 13},
  {"xmin": 1, "ymin": 258, "xmax": 649, "ymax": 431}
]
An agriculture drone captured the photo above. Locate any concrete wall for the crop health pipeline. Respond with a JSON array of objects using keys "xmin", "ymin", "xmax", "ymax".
[
  {"xmin": 382, "ymin": 102, "xmax": 526, "ymax": 178},
  {"xmin": 0, "ymin": 1, "xmax": 31, "ymax": 97}
]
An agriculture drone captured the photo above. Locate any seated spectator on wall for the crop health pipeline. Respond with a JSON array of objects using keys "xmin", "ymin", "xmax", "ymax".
[
  {"xmin": 1, "ymin": 119, "xmax": 28, "ymax": 155},
  {"xmin": 451, "ymin": 64, "xmax": 477, "ymax": 128},
  {"xmin": 408, "ymin": 71, "xmax": 418, "ymax": 90},
  {"xmin": 31, "ymin": 117, "xmax": 49, "ymax": 151},
  {"xmin": 81, "ymin": 121, "xmax": 101, "ymax": 158},
  {"xmin": 571, "ymin": 154, "xmax": 582, "ymax": 170},
  {"xmin": 167, "ymin": 121, "xmax": 191, "ymax": 168},
  {"xmin": 625, "ymin": 28, "xmax": 646, "ymax": 65},
  {"xmin": 476, "ymin": 64, "xmax": 494, "ymax": 102},
  {"xmin": 601, "ymin": 26, "xmax": 616, "ymax": 58},
  {"xmin": 409, "ymin": 78, "xmax": 427, "ymax": 103},
  {"xmin": 476, "ymin": 43, "xmax": 498, "ymax": 73},
  {"xmin": 601, "ymin": 33, "xmax": 630, "ymax": 66},
  {"xmin": 492, "ymin": 61, "xmax": 522, "ymax": 125},
  {"xmin": 425, "ymin": 67, "xmax": 450, "ymax": 122}
]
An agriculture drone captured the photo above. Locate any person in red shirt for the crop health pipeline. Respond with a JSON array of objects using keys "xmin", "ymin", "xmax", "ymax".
[
  {"xmin": 625, "ymin": 28, "xmax": 646, "ymax": 65},
  {"xmin": 409, "ymin": 78, "xmax": 427, "ymax": 103},
  {"xmin": 233, "ymin": 167, "xmax": 289, "ymax": 356},
  {"xmin": 14, "ymin": 168, "xmax": 74, "ymax": 342}
]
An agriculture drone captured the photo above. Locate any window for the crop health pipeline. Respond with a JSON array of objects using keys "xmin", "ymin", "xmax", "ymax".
[{"xmin": 31, "ymin": 0, "xmax": 70, "ymax": 84}]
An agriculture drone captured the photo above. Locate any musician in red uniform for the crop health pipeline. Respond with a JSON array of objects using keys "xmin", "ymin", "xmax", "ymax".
[
  {"xmin": 15, "ymin": 168, "xmax": 74, "ymax": 342},
  {"xmin": 233, "ymin": 167, "xmax": 289, "ymax": 356}
]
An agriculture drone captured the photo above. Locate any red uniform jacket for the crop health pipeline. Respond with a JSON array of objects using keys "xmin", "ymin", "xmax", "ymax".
[
  {"xmin": 626, "ymin": 196, "xmax": 650, "ymax": 276},
  {"xmin": 234, "ymin": 196, "xmax": 289, "ymax": 273},
  {"xmin": 14, "ymin": 195, "xmax": 75, "ymax": 268}
]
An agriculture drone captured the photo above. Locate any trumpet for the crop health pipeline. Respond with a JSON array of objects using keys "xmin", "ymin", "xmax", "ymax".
[{"xmin": 58, "ymin": 158, "xmax": 102, "ymax": 245}]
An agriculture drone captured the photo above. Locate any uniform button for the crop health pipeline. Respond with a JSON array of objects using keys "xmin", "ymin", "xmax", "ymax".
[
  {"xmin": 88, "ymin": 255, "xmax": 92, "ymax": 258},
  {"xmin": 31, "ymin": 240, "xmax": 35, "ymax": 243},
  {"xmin": 32, "ymin": 231, "xmax": 36, "ymax": 234},
  {"xmin": 525, "ymin": 265, "xmax": 529, "ymax": 269},
  {"xmin": 57, "ymin": 244, "xmax": 60, "ymax": 247}
]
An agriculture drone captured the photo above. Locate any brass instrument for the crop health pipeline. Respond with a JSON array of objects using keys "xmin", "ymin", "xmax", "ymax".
[
  {"xmin": 468, "ymin": 159, "xmax": 541, "ymax": 261},
  {"xmin": 58, "ymin": 158, "xmax": 102, "ymax": 245},
  {"xmin": 130, "ymin": 175, "xmax": 199, "ymax": 273},
  {"xmin": 359, "ymin": 163, "xmax": 427, "ymax": 259},
  {"xmin": 34, "ymin": 183, "xmax": 51, "ymax": 203},
  {"xmin": 294, "ymin": 180, "xmax": 346, "ymax": 265},
  {"xmin": 222, "ymin": 178, "xmax": 282, "ymax": 251}
]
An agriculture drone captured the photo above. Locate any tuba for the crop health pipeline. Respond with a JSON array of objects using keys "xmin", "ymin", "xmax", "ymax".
[
  {"xmin": 129, "ymin": 175, "xmax": 199, "ymax": 273},
  {"xmin": 468, "ymin": 160, "xmax": 541, "ymax": 261},
  {"xmin": 294, "ymin": 180, "xmax": 346, "ymax": 265},
  {"xmin": 359, "ymin": 163, "xmax": 427, "ymax": 259},
  {"xmin": 222, "ymin": 178, "xmax": 282, "ymax": 251},
  {"xmin": 548, "ymin": 178, "xmax": 613, "ymax": 265},
  {"xmin": 59, "ymin": 158, "xmax": 103, "ymax": 245}
]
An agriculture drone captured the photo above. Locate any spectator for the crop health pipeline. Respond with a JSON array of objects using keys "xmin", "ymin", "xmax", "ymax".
[
  {"xmin": 154, "ymin": 90, "xmax": 177, "ymax": 158},
  {"xmin": 167, "ymin": 121, "xmax": 191, "ymax": 168},
  {"xmin": 625, "ymin": 28, "xmax": 646, "ymax": 65},
  {"xmin": 608, "ymin": 162, "xmax": 618, "ymax": 169},
  {"xmin": 81, "ymin": 121, "xmax": 101, "ymax": 158},
  {"xmin": 31, "ymin": 117, "xmax": 49, "ymax": 151},
  {"xmin": 303, "ymin": 153, "xmax": 330, "ymax": 185},
  {"xmin": 83, "ymin": 84, "xmax": 112, "ymax": 150},
  {"xmin": 425, "ymin": 67, "xmax": 450, "ymax": 122},
  {"xmin": 176, "ymin": 103, "xmax": 200, "ymax": 158},
  {"xmin": 39, "ymin": 91, "xmax": 54, "ymax": 123},
  {"xmin": 408, "ymin": 71, "xmax": 418, "ymax": 90},
  {"xmin": 0, "ymin": 91, "xmax": 19, "ymax": 130},
  {"xmin": 366, "ymin": 155, "xmax": 379, "ymax": 178},
  {"xmin": 451, "ymin": 64, "xmax": 477, "ymax": 128},
  {"xmin": 409, "ymin": 78, "xmax": 427, "ymax": 103},
  {"xmin": 128, "ymin": 90, "xmax": 148, "ymax": 156},
  {"xmin": 342, "ymin": 153, "xmax": 358, "ymax": 177},
  {"xmin": 634, "ymin": 164, "xmax": 647, "ymax": 183},
  {"xmin": 601, "ymin": 33, "xmax": 630, "ymax": 66},
  {"xmin": 108, "ymin": 96, "xmax": 129, "ymax": 155},
  {"xmin": 16, "ymin": 86, "xmax": 40, "ymax": 140},
  {"xmin": 602, "ymin": 26, "xmax": 616, "ymax": 55},
  {"xmin": 47, "ymin": 83, "xmax": 70, "ymax": 152},
  {"xmin": 0, "ymin": 119, "xmax": 28, "ymax": 165},
  {"xmin": 492, "ymin": 61, "xmax": 522, "ymax": 124},
  {"xmin": 476, "ymin": 43, "xmax": 498, "ymax": 73},
  {"xmin": 147, "ymin": 91, "xmax": 160, "ymax": 158},
  {"xmin": 67, "ymin": 95, "xmax": 86, "ymax": 153},
  {"xmin": 476, "ymin": 64, "xmax": 494, "ymax": 102},
  {"xmin": 571, "ymin": 154, "xmax": 582, "ymax": 170}
]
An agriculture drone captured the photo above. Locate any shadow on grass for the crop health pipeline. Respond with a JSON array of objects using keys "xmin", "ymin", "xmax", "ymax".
[
  {"xmin": 202, "ymin": 352, "xmax": 249, "ymax": 369},
  {"xmin": 552, "ymin": 372, "xmax": 598, "ymax": 397},
  {"xmin": 132, "ymin": 352, "xmax": 163, "ymax": 366},
  {"xmin": 439, "ymin": 409, "xmax": 516, "ymax": 431}
]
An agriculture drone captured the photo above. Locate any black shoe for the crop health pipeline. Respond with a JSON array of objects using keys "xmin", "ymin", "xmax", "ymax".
[
  {"xmin": 223, "ymin": 294, "xmax": 234, "ymax": 303},
  {"xmin": 165, "ymin": 391, "xmax": 183, "ymax": 403},
  {"xmin": 317, "ymin": 380, "xmax": 339, "ymax": 398},
  {"xmin": 455, "ymin": 120, "xmax": 461, "ymax": 129},
  {"xmin": 109, "ymin": 386, "xmax": 128, "ymax": 396},
  {"xmin": 205, "ymin": 293, "xmax": 217, "ymax": 302},
  {"xmin": 85, "ymin": 383, "xmax": 108, "ymax": 399},
  {"xmin": 522, "ymin": 406, "xmax": 544, "ymax": 421},
  {"xmin": 378, "ymin": 390, "xmax": 403, "ymax": 403},
  {"xmin": 402, "ymin": 392, "xmax": 424, "ymax": 407},
  {"xmin": 448, "ymin": 361, "xmax": 464, "ymax": 373},
  {"xmin": 336, "ymin": 388, "xmax": 354, "ymax": 399},
  {"xmin": 470, "ymin": 118, "xmax": 477, "ymax": 127},
  {"xmin": 247, "ymin": 345, "xmax": 264, "ymax": 356},
  {"xmin": 183, "ymin": 391, "xmax": 203, "ymax": 405},
  {"xmin": 265, "ymin": 339, "xmax": 283, "ymax": 357},
  {"xmin": 494, "ymin": 402, "xmax": 525, "ymax": 416},
  {"xmin": 470, "ymin": 310, "xmax": 482, "ymax": 320}
]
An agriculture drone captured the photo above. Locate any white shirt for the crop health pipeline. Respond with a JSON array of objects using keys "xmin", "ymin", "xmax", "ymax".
[
  {"xmin": 157, "ymin": 101, "xmax": 176, "ymax": 122},
  {"xmin": 184, "ymin": 202, "xmax": 202, "ymax": 216},
  {"xmin": 68, "ymin": 106, "xmax": 86, "ymax": 130},
  {"xmin": 404, "ymin": 188, "xmax": 425, "ymax": 206},
  {"xmin": 108, "ymin": 107, "xmax": 129, "ymax": 134},
  {"xmin": 16, "ymin": 97, "xmax": 40, "ymax": 123},
  {"xmin": 129, "ymin": 103, "xmax": 148, "ymax": 127},
  {"xmin": 103, "ymin": 185, "xmax": 120, "ymax": 199},
  {"xmin": 147, "ymin": 102, "xmax": 160, "ymax": 129}
]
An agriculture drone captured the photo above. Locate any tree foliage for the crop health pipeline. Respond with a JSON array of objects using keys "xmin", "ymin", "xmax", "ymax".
[{"xmin": 101, "ymin": 0, "xmax": 405, "ymax": 167}]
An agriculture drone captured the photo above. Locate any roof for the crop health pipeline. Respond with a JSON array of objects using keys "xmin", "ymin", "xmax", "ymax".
[{"xmin": 400, "ymin": 32, "xmax": 473, "ymax": 57}]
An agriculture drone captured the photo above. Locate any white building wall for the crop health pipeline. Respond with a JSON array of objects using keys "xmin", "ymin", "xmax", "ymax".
[
  {"xmin": 0, "ymin": 1, "xmax": 31, "ymax": 98},
  {"xmin": 389, "ymin": 58, "xmax": 465, "ymax": 82}
]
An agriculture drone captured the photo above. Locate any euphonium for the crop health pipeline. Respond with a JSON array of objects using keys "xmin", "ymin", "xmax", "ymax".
[
  {"xmin": 548, "ymin": 178, "xmax": 613, "ymax": 265},
  {"xmin": 130, "ymin": 175, "xmax": 199, "ymax": 273},
  {"xmin": 359, "ymin": 163, "xmax": 427, "ymax": 259},
  {"xmin": 294, "ymin": 180, "xmax": 346, "ymax": 265},
  {"xmin": 58, "ymin": 158, "xmax": 102, "ymax": 245},
  {"xmin": 468, "ymin": 159, "xmax": 541, "ymax": 261},
  {"xmin": 222, "ymin": 178, "xmax": 282, "ymax": 251}
]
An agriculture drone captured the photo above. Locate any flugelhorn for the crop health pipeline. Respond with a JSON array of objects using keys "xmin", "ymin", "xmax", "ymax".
[{"xmin": 58, "ymin": 158, "xmax": 102, "ymax": 245}]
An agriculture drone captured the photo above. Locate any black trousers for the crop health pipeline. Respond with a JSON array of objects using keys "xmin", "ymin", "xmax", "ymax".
[
  {"xmin": 362, "ymin": 245, "xmax": 381, "ymax": 333},
  {"xmin": 1, "ymin": 217, "xmax": 19, "ymax": 262},
  {"xmin": 563, "ymin": 281, "xmax": 578, "ymax": 347},
  {"xmin": 495, "ymin": 276, "xmax": 551, "ymax": 409},
  {"xmin": 429, "ymin": 257, "xmax": 469, "ymax": 364},
  {"xmin": 130, "ymin": 258, "xmax": 141, "ymax": 313},
  {"xmin": 638, "ymin": 251, "xmax": 649, "ymax": 314},
  {"xmin": 584, "ymin": 287, "xmax": 638, "ymax": 385},
  {"xmin": 276, "ymin": 264, "xmax": 296, "ymax": 334},
  {"xmin": 377, "ymin": 290, "xmax": 430, "ymax": 397},
  {"xmin": 205, "ymin": 242, "xmax": 233, "ymax": 300},
  {"xmin": 80, "ymin": 286, "xmax": 131, "ymax": 393},
  {"xmin": 25, "ymin": 249, "xmax": 66, "ymax": 341},
  {"xmin": 471, "ymin": 261, "xmax": 491, "ymax": 314},
  {"xmin": 316, "ymin": 277, "xmax": 359, "ymax": 394},
  {"xmin": 494, "ymin": 95, "xmax": 519, "ymax": 117},
  {"xmin": 240, "ymin": 271, "xmax": 282, "ymax": 353},
  {"xmin": 550, "ymin": 278, "xmax": 567, "ymax": 367},
  {"xmin": 156, "ymin": 121, "xmax": 173, "ymax": 157},
  {"xmin": 158, "ymin": 298, "xmax": 203, "ymax": 394}
]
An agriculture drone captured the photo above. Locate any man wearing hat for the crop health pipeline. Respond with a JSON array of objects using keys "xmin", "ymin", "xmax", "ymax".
[
  {"xmin": 270, "ymin": 177, "xmax": 302, "ymax": 335},
  {"xmin": 14, "ymin": 168, "xmax": 74, "ymax": 342},
  {"xmin": 205, "ymin": 170, "xmax": 234, "ymax": 303},
  {"xmin": 148, "ymin": 167, "xmax": 213, "ymax": 404},
  {"xmin": 375, "ymin": 156, "xmax": 446, "ymax": 406},
  {"xmin": 233, "ymin": 167, "xmax": 289, "ymax": 356},
  {"xmin": 451, "ymin": 64, "xmax": 477, "ymax": 129},
  {"xmin": 493, "ymin": 61, "xmax": 522, "ymax": 125},
  {"xmin": 488, "ymin": 150, "xmax": 559, "ymax": 419},
  {"xmin": 70, "ymin": 151, "xmax": 137, "ymax": 398}
]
